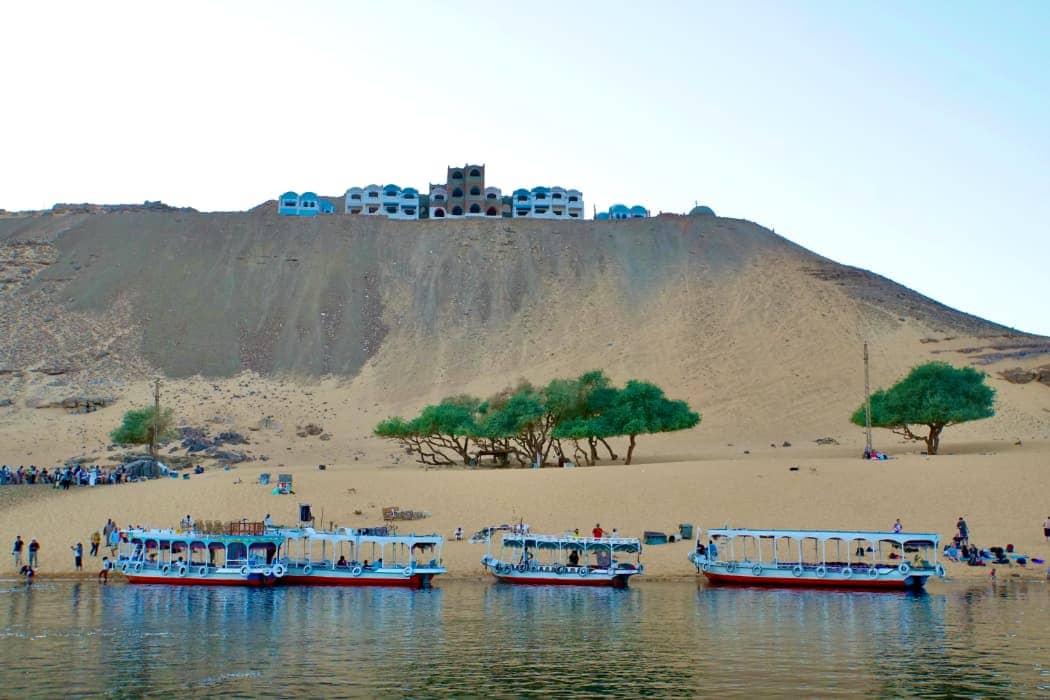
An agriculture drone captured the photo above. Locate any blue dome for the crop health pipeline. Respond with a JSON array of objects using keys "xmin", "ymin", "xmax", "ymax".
[
  {"xmin": 300, "ymin": 192, "xmax": 318, "ymax": 200},
  {"xmin": 596, "ymin": 212, "xmax": 610, "ymax": 220},
  {"xmin": 609, "ymin": 204, "xmax": 629, "ymax": 214},
  {"xmin": 689, "ymin": 205, "xmax": 715, "ymax": 216},
  {"xmin": 630, "ymin": 205, "xmax": 647, "ymax": 216}
]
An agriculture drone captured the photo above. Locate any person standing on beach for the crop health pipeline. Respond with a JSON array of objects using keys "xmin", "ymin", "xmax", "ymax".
[
  {"xmin": 28, "ymin": 539, "xmax": 40, "ymax": 568},
  {"xmin": 12, "ymin": 535, "xmax": 23, "ymax": 569},
  {"xmin": 108, "ymin": 527, "xmax": 120, "ymax": 556},
  {"xmin": 893, "ymin": 519, "xmax": 903, "ymax": 534},
  {"xmin": 957, "ymin": 516, "xmax": 969, "ymax": 545},
  {"xmin": 1043, "ymin": 516, "xmax": 1050, "ymax": 543},
  {"xmin": 90, "ymin": 531, "xmax": 101, "ymax": 557},
  {"xmin": 72, "ymin": 543, "xmax": 83, "ymax": 571},
  {"xmin": 98, "ymin": 557, "xmax": 111, "ymax": 583}
]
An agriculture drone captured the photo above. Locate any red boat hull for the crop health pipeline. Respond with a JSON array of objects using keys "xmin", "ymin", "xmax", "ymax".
[
  {"xmin": 280, "ymin": 574, "xmax": 431, "ymax": 589},
  {"xmin": 702, "ymin": 571, "xmax": 928, "ymax": 590},
  {"xmin": 124, "ymin": 574, "xmax": 276, "ymax": 587},
  {"xmin": 493, "ymin": 573, "xmax": 633, "ymax": 588}
]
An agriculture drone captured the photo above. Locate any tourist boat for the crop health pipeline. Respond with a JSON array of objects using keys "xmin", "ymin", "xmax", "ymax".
[
  {"xmin": 688, "ymin": 527, "xmax": 946, "ymax": 590},
  {"xmin": 116, "ymin": 526, "xmax": 286, "ymax": 587},
  {"xmin": 478, "ymin": 530, "xmax": 643, "ymax": 588},
  {"xmin": 276, "ymin": 526, "xmax": 446, "ymax": 588}
]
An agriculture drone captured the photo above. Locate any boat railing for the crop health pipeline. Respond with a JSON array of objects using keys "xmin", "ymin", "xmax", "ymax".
[{"xmin": 703, "ymin": 558, "xmax": 939, "ymax": 573}]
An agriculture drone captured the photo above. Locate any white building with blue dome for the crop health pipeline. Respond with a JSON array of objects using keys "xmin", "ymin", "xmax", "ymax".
[
  {"xmin": 344, "ymin": 184, "xmax": 420, "ymax": 219},
  {"xmin": 510, "ymin": 186, "xmax": 583, "ymax": 219}
]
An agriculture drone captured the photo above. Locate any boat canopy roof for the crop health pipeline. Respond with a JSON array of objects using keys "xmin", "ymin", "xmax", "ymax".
[
  {"xmin": 278, "ymin": 527, "xmax": 443, "ymax": 546},
  {"xmin": 707, "ymin": 528, "xmax": 939, "ymax": 547},
  {"xmin": 502, "ymin": 534, "xmax": 642, "ymax": 553},
  {"xmin": 126, "ymin": 528, "xmax": 285, "ymax": 546}
]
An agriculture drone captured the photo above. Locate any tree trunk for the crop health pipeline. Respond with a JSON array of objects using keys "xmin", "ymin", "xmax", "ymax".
[
  {"xmin": 598, "ymin": 437, "xmax": 618, "ymax": 461},
  {"xmin": 588, "ymin": 437, "xmax": 599, "ymax": 462},
  {"xmin": 925, "ymin": 424, "xmax": 943, "ymax": 455},
  {"xmin": 625, "ymin": 434, "xmax": 637, "ymax": 465}
]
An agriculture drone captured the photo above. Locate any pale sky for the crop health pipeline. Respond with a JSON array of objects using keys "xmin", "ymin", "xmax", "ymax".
[{"xmin": 1, "ymin": 1, "xmax": 1047, "ymax": 334}]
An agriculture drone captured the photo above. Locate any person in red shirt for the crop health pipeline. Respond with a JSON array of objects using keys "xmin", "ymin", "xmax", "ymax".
[{"xmin": 592, "ymin": 524, "xmax": 603, "ymax": 539}]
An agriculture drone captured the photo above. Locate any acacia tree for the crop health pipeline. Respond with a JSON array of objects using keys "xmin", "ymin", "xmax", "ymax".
[
  {"xmin": 556, "ymin": 380, "xmax": 701, "ymax": 465},
  {"xmin": 374, "ymin": 396, "xmax": 479, "ymax": 465},
  {"xmin": 110, "ymin": 406, "xmax": 176, "ymax": 459},
  {"xmin": 473, "ymin": 383, "xmax": 555, "ymax": 466},
  {"xmin": 850, "ymin": 362, "xmax": 995, "ymax": 455}
]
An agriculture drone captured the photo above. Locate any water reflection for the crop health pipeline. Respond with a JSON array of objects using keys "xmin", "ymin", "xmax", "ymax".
[{"xmin": 0, "ymin": 580, "xmax": 1047, "ymax": 697}]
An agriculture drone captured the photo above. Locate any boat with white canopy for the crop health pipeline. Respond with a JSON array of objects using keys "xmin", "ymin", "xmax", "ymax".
[
  {"xmin": 688, "ymin": 527, "xmax": 945, "ymax": 590},
  {"xmin": 276, "ymin": 526, "xmax": 445, "ymax": 588},
  {"xmin": 116, "ymin": 526, "xmax": 286, "ymax": 587},
  {"xmin": 479, "ymin": 530, "xmax": 643, "ymax": 588}
]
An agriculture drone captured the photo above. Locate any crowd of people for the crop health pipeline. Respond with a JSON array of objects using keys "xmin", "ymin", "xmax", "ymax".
[
  {"xmin": 12, "ymin": 518, "xmax": 123, "ymax": 584},
  {"xmin": 0, "ymin": 464, "xmax": 139, "ymax": 487}
]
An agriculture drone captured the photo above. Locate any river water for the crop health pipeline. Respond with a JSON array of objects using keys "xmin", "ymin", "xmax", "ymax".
[{"xmin": 1, "ymin": 579, "xmax": 1048, "ymax": 698}]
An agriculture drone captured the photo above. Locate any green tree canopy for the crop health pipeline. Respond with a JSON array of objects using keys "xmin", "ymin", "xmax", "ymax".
[
  {"xmin": 556, "ymin": 380, "xmax": 701, "ymax": 464},
  {"xmin": 110, "ymin": 406, "xmax": 177, "ymax": 455},
  {"xmin": 850, "ymin": 361, "xmax": 995, "ymax": 455},
  {"xmin": 375, "ymin": 371, "xmax": 702, "ymax": 468}
]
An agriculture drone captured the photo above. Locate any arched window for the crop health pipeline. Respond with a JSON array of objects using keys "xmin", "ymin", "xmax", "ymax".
[
  {"xmin": 469, "ymin": 186, "xmax": 480, "ymax": 196},
  {"xmin": 486, "ymin": 207, "xmax": 498, "ymax": 216},
  {"xmin": 486, "ymin": 192, "xmax": 497, "ymax": 199},
  {"xmin": 469, "ymin": 168, "xmax": 481, "ymax": 177},
  {"xmin": 451, "ymin": 170, "xmax": 464, "ymax": 179},
  {"xmin": 452, "ymin": 188, "xmax": 464, "ymax": 197},
  {"xmin": 433, "ymin": 208, "xmax": 445, "ymax": 218},
  {"xmin": 469, "ymin": 203, "xmax": 481, "ymax": 214},
  {"xmin": 451, "ymin": 206, "xmax": 463, "ymax": 215},
  {"xmin": 433, "ymin": 193, "xmax": 445, "ymax": 201}
]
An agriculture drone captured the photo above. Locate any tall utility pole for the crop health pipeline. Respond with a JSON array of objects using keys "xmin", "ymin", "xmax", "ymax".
[
  {"xmin": 863, "ymin": 342, "xmax": 873, "ymax": 456},
  {"xmin": 151, "ymin": 378, "xmax": 161, "ymax": 464}
]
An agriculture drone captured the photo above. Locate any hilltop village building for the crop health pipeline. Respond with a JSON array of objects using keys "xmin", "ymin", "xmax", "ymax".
[
  {"xmin": 596, "ymin": 204, "xmax": 649, "ymax": 220},
  {"xmin": 344, "ymin": 184, "xmax": 420, "ymax": 219},
  {"xmin": 279, "ymin": 191, "xmax": 336, "ymax": 216},
  {"xmin": 278, "ymin": 165, "xmax": 719, "ymax": 221},
  {"xmin": 428, "ymin": 164, "xmax": 503, "ymax": 218}
]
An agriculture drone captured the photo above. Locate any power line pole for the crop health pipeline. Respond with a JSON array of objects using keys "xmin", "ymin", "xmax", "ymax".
[
  {"xmin": 863, "ymin": 342, "xmax": 873, "ymax": 456},
  {"xmin": 151, "ymin": 378, "xmax": 160, "ymax": 464}
]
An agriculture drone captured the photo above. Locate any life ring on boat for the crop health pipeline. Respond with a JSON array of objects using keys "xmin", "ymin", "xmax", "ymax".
[
  {"xmin": 161, "ymin": 564, "xmax": 170, "ymax": 574},
  {"xmin": 274, "ymin": 564, "xmax": 286, "ymax": 578},
  {"xmin": 815, "ymin": 565, "xmax": 827, "ymax": 578},
  {"xmin": 579, "ymin": 567, "xmax": 590, "ymax": 577},
  {"xmin": 556, "ymin": 565, "xmax": 566, "ymax": 575},
  {"xmin": 700, "ymin": 561, "xmax": 710, "ymax": 573},
  {"xmin": 133, "ymin": 562, "xmax": 143, "ymax": 573},
  {"xmin": 178, "ymin": 565, "xmax": 188, "ymax": 577},
  {"xmin": 402, "ymin": 567, "xmax": 412, "ymax": 577},
  {"xmin": 841, "ymin": 567, "xmax": 853, "ymax": 579},
  {"xmin": 792, "ymin": 564, "xmax": 804, "ymax": 577},
  {"xmin": 751, "ymin": 564, "xmax": 763, "ymax": 576},
  {"xmin": 516, "ymin": 563, "xmax": 527, "ymax": 573},
  {"xmin": 120, "ymin": 562, "xmax": 129, "ymax": 574},
  {"xmin": 898, "ymin": 562, "xmax": 911, "ymax": 576},
  {"xmin": 302, "ymin": 564, "xmax": 313, "ymax": 575},
  {"xmin": 351, "ymin": 566, "xmax": 362, "ymax": 577},
  {"xmin": 935, "ymin": 563, "xmax": 946, "ymax": 578},
  {"xmin": 240, "ymin": 565, "xmax": 250, "ymax": 577},
  {"xmin": 263, "ymin": 568, "xmax": 273, "ymax": 577},
  {"xmin": 198, "ymin": 566, "xmax": 208, "ymax": 577},
  {"xmin": 725, "ymin": 561, "xmax": 737, "ymax": 573},
  {"xmin": 867, "ymin": 567, "xmax": 879, "ymax": 579}
]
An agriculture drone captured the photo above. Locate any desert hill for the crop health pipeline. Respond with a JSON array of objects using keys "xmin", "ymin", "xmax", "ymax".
[{"xmin": 0, "ymin": 209, "xmax": 1046, "ymax": 467}]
